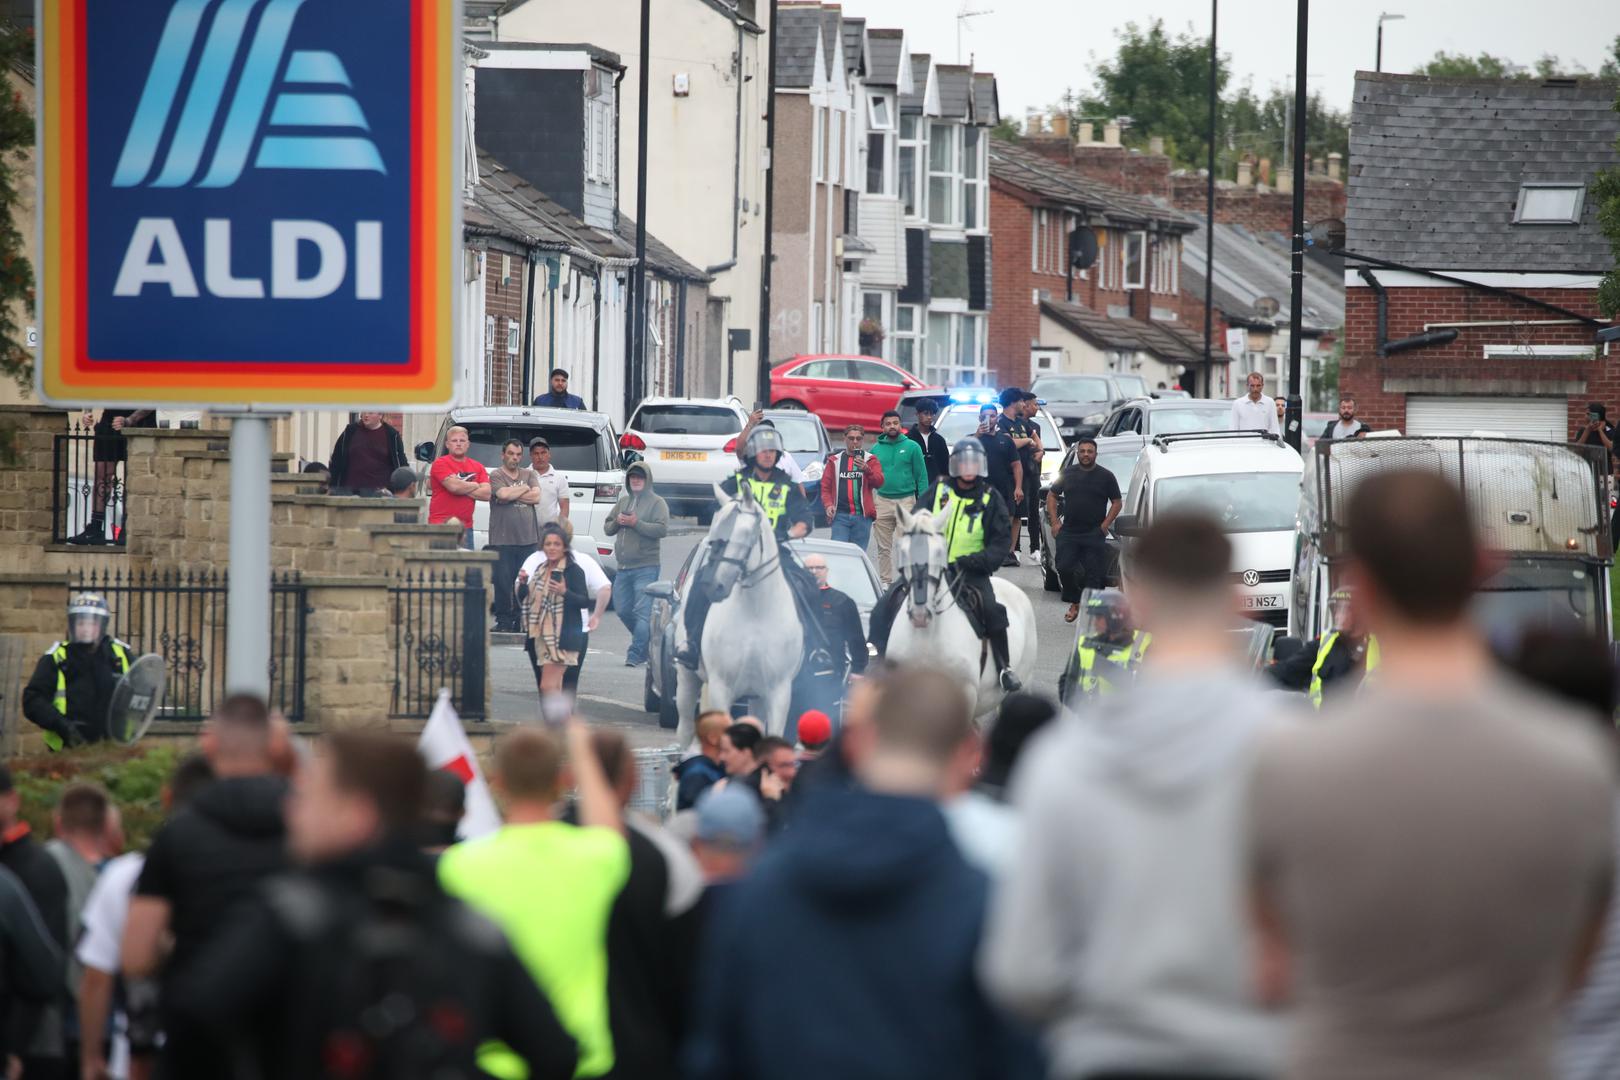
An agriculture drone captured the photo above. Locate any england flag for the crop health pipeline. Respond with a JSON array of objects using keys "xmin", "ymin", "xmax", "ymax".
[{"xmin": 417, "ymin": 689, "xmax": 503, "ymax": 839}]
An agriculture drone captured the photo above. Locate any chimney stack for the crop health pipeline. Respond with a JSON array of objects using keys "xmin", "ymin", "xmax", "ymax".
[
  {"xmin": 1078, "ymin": 121, "xmax": 1094, "ymax": 144},
  {"xmin": 1103, "ymin": 120, "xmax": 1121, "ymax": 146},
  {"xmin": 1236, "ymin": 156, "xmax": 1253, "ymax": 187},
  {"xmin": 1025, "ymin": 110, "xmax": 1044, "ymax": 136},
  {"xmin": 1276, "ymin": 166, "xmax": 1294, "ymax": 194},
  {"xmin": 1327, "ymin": 151, "xmax": 1342, "ymax": 181},
  {"xmin": 1049, "ymin": 112, "xmax": 1070, "ymax": 139},
  {"xmin": 1148, "ymin": 135, "xmax": 1165, "ymax": 156}
]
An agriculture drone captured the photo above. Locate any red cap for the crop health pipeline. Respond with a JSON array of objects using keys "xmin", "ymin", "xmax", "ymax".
[{"xmin": 796, "ymin": 710, "xmax": 832, "ymax": 748}]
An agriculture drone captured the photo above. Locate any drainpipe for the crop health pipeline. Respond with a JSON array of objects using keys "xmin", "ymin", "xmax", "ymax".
[
  {"xmin": 730, "ymin": 21, "xmax": 744, "ymax": 266},
  {"xmin": 547, "ymin": 258, "xmax": 558, "ymax": 382},
  {"xmin": 676, "ymin": 278, "xmax": 689, "ymax": 396},
  {"xmin": 521, "ymin": 251, "xmax": 540, "ymax": 403},
  {"xmin": 1359, "ymin": 267, "xmax": 1458, "ymax": 355},
  {"xmin": 591, "ymin": 272, "xmax": 604, "ymax": 412}
]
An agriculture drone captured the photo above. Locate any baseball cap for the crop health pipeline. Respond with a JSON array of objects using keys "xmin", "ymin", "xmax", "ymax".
[
  {"xmin": 795, "ymin": 710, "xmax": 832, "ymax": 749},
  {"xmin": 528, "ymin": 436, "xmax": 550, "ymax": 449},
  {"xmin": 695, "ymin": 786, "xmax": 765, "ymax": 852}
]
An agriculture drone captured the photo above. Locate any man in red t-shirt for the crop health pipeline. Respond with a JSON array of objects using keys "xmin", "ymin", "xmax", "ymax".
[{"xmin": 429, "ymin": 426, "xmax": 491, "ymax": 546}]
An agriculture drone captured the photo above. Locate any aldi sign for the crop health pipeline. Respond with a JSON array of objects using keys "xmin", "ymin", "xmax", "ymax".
[{"xmin": 37, "ymin": 0, "xmax": 459, "ymax": 407}]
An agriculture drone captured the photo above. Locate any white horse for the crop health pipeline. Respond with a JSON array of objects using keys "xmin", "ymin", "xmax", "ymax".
[
  {"xmin": 674, "ymin": 482, "xmax": 805, "ymax": 744},
  {"xmin": 885, "ymin": 506, "xmax": 1038, "ymax": 722}
]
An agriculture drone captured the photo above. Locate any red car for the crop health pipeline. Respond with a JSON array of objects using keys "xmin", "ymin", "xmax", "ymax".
[{"xmin": 769, "ymin": 355, "xmax": 937, "ymax": 431}]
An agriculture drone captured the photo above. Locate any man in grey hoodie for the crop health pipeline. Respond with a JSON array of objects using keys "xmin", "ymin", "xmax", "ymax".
[
  {"xmin": 982, "ymin": 512, "xmax": 1286, "ymax": 1080},
  {"xmin": 605, "ymin": 461, "xmax": 670, "ymax": 667}
]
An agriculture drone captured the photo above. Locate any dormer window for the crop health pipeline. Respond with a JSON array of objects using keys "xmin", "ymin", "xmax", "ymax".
[{"xmin": 1513, "ymin": 183, "xmax": 1584, "ymax": 225}]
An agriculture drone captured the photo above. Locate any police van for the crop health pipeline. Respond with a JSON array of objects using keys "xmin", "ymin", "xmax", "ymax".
[{"xmin": 1290, "ymin": 435, "xmax": 1613, "ymax": 646}]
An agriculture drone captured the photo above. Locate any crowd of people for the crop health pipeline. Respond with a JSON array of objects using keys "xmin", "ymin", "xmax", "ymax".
[{"xmin": 2, "ymin": 466, "xmax": 1615, "ymax": 1080}]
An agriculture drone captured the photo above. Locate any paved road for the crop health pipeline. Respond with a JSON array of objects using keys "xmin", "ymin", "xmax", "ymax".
[{"xmin": 490, "ymin": 517, "xmax": 1080, "ymax": 748}]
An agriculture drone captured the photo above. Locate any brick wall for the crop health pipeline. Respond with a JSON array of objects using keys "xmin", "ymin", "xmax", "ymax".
[
  {"xmin": 483, "ymin": 251, "xmax": 529, "ymax": 406},
  {"xmin": 1339, "ymin": 284, "xmax": 1614, "ymax": 433},
  {"xmin": 1020, "ymin": 136, "xmax": 1173, "ymax": 199}
]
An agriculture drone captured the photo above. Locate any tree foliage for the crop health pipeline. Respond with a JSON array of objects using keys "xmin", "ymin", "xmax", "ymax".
[
  {"xmin": 0, "ymin": 26, "xmax": 34, "ymax": 397},
  {"xmin": 1596, "ymin": 90, "xmax": 1620, "ymax": 319},
  {"xmin": 1416, "ymin": 39, "xmax": 1620, "ymax": 81}
]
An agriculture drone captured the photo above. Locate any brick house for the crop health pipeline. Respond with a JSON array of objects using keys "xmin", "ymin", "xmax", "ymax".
[
  {"xmin": 1339, "ymin": 73, "xmax": 1620, "ymax": 438},
  {"xmin": 987, "ymin": 137, "xmax": 1227, "ymax": 391}
]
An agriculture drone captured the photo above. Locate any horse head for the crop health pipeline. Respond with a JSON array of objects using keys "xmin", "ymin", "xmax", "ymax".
[
  {"xmin": 894, "ymin": 505, "xmax": 948, "ymax": 628},
  {"xmin": 704, "ymin": 481, "xmax": 769, "ymax": 603}
]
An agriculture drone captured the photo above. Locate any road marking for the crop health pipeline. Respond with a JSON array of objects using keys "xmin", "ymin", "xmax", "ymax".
[{"xmin": 577, "ymin": 692, "xmax": 643, "ymax": 712}]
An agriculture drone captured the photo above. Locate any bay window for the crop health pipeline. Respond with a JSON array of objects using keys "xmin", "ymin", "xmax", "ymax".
[
  {"xmin": 828, "ymin": 109, "xmax": 843, "ymax": 185},
  {"xmin": 1151, "ymin": 235, "xmax": 1178, "ymax": 294},
  {"xmin": 812, "ymin": 105, "xmax": 825, "ymax": 182},
  {"xmin": 1123, "ymin": 230, "xmax": 1147, "ymax": 290},
  {"xmin": 922, "ymin": 309, "xmax": 987, "ymax": 386},
  {"xmin": 927, "ymin": 122, "xmax": 959, "ymax": 227},
  {"xmin": 866, "ymin": 94, "xmax": 894, "ymax": 195},
  {"xmin": 893, "ymin": 304, "xmax": 920, "ymax": 373},
  {"xmin": 962, "ymin": 126, "xmax": 985, "ymax": 230},
  {"xmin": 898, "ymin": 115, "xmax": 922, "ymax": 217}
]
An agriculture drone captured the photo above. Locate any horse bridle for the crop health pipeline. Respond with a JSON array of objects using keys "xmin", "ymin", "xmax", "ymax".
[
  {"xmin": 897, "ymin": 530, "xmax": 960, "ymax": 617},
  {"xmin": 707, "ymin": 501, "xmax": 780, "ymax": 589}
]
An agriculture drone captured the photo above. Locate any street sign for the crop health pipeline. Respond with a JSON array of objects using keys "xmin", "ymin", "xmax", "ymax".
[{"xmin": 35, "ymin": 0, "xmax": 459, "ymax": 409}]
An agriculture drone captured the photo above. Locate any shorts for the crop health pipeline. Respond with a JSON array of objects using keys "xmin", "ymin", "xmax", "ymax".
[{"xmin": 92, "ymin": 427, "xmax": 128, "ymax": 463}]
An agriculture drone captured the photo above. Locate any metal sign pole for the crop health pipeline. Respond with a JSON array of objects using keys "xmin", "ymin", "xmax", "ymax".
[{"xmin": 225, "ymin": 414, "xmax": 271, "ymax": 699}]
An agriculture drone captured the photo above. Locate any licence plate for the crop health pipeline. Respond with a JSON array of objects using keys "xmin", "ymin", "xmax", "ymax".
[
  {"xmin": 1241, "ymin": 595, "xmax": 1281, "ymax": 609},
  {"xmin": 660, "ymin": 451, "xmax": 707, "ymax": 462}
]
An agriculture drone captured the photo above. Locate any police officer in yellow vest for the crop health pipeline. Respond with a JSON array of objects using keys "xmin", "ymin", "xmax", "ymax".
[
  {"xmin": 22, "ymin": 592, "xmax": 132, "ymax": 749},
  {"xmin": 1268, "ymin": 588, "xmax": 1380, "ymax": 706},
  {"xmin": 1058, "ymin": 589, "xmax": 1149, "ymax": 706},
  {"xmin": 677, "ymin": 426, "xmax": 815, "ymax": 670},
  {"xmin": 869, "ymin": 438, "xmax": 1022, "ymax": 692}
]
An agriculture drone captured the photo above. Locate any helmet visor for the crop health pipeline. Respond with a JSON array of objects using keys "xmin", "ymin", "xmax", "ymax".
[{"xmin": 948, "ymin": 439, "xmax": 987, "ymax": 479}]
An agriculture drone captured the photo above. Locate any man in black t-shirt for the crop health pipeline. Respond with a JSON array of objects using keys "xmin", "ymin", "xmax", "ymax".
[
  {"xmin": 974, "ymin": 404, "xmax": 1021, "ymax": 526},
  {"xmin": 1046, "ymin": 434, "xmax": 1122, "ymax": 622},
  {"xmin": 996, "ymin": 389, "xmax": 1039, "ymax": 567},
  {"xmin": 1573, "ymin": 401, "xmax": 1616, "ymax": 476}
]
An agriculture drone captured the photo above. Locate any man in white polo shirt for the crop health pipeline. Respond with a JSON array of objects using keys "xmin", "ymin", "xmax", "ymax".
[{"xmin": 1231, "ymin": 372, "xmax": 1281, "ymax": 435}]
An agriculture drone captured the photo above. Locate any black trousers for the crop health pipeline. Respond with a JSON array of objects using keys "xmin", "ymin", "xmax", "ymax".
[
  {"xmin": 1057, "ymin": 529, "xmax": 1111, "ymax": 603},
  {"xmin": 491, "ymin": 544, "xmax": 532, "ymax": 630}
]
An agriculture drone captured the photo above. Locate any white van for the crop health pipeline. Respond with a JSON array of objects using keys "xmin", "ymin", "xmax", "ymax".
[
  {"xmin": 1115, "ymin": 431, "xmax": 1305, "ymax": 628},
  {"xmin": 415, "ymin": 406, "xmax": 623, "ymax": 566}
]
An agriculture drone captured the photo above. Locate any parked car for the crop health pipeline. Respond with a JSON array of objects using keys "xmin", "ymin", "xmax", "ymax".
[
  {"xmin": 1030, "ymin": 373, "xmax": 1120, "ymax": 443},
  {"xmin": 415, "ymin": 406, "xmax": 622, "ymax": 566},
  {"xmin": 1151, "ymin": 388, "xmax": 1191, "ymax": 399},
  {"xmin": 642, "ymin": 537, "xmax": 881, "ymax": 728},
  {"xmin": 1035, "ymin": 438, "xmax": 1144, "ymax": 592},
  {"xmin": 619, "ymin": 396, "xmax": 749, "ymax": 523},
  {"xmin": 933, "ymin": 401, "xmax": 1065, "ymax": 492},
  {"xmin": 769, "ymin": 354, "xmax": 938, "ymax": 431},
  {"xmin": 1114, "ymin": 431, "xmax": 1304, "ymax": 629},
  {"xmin": 760, "ymin": 408, "xmax": 832, "ymax": 521},
  {"xmin": 1095, "ymin": 396, "xmax": 1233, "ymax": 441}
]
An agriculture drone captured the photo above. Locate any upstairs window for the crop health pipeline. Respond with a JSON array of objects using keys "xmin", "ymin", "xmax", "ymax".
[
  {"xmin": 899, "ymin": 115, "xmax": 922, "ymax": 217},
  {"xmin": 1122, "ymin": 231, "xmax": 1147, "ymax": 290},
  {"xmin": 1513, "ymin": 183, "xmax": 1585, "ymax": 224},
  {"xmin": 962, "ymin": 126, "xmax": 985, "ymax": 230},
  {"xmin": 927, "ymin": 122, "xmax": 960, "ymax": 227}
]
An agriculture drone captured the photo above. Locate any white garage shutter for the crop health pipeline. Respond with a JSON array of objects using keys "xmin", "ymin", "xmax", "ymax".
[{"xmin": 1404, "ymin": 396, "xmax": 1567, "ymax": 441}]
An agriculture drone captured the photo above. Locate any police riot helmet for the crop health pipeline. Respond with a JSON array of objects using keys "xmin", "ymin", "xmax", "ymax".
[
  {"xmin": 948, "ymin": 438, "xmax": 987, "ymax": 480},
  {"xmin": 1329, "ymin": 586, "xmax": 1355, "ymax": 632},
  {"xmin": 741, "ymin": 425, "xmax": 786, "ymax": 469},
  {"xmin": 68, "ymin": 591, "xmax": 110, "ymax": 646},
  {"xmin": 1081, "ymin": 588, "xmax": 1133, "ymax": 645}
]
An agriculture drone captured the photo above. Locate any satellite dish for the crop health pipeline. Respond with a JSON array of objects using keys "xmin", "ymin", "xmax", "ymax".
[
  {"xmin": 1254, "ymin": 296, "xmax": 1281, "ymax": 318},
  {"xmin": 1069, "ymin": 227, "xmax": 1098, "ymax": 270}
]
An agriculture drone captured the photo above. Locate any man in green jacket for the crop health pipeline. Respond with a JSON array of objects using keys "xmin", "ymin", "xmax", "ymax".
[
  {"xmin": 603, "ymin": 460, "xmax": 670, "ymax": 667},
  {"xmin": 870, "ymin": 409, "xmax": 929, "ymax": 586}
]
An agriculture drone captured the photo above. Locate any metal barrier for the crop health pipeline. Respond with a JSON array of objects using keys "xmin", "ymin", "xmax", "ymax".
[
  {"xmin": 630, "ymin": 745, "xmax": 683, "ymax": 819},
  {"xmin": 52, "ymin": 423, "xmax": 126, "ymax": 545},
  {"xmin": 73, "ymin": 568, "xmax": 308, "ymax": 722},
  {"xmin": 390, "ymin": 567, "xmax": 487, "ymax": 720}
]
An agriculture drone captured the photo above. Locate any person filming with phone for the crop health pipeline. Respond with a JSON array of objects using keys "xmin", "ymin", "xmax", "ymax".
[
  {"xmin": 23, "ymin": 592, "xmax": 133, "ymax": 750},
  {"xmin": 516, "ymin": 525, "xmax": 595, "ymax": 697},
  {"xmin": 822, "ymin": 424, "xmax": 884, "ymax": 549},
  {"xmin": 1574, "ymin": 401, "xmax": 1616, "ymax": 473}
]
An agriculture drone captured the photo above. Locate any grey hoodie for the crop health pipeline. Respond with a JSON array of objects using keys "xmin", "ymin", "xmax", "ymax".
[
  {"xmin": 604, "ymin": 461, "xmax": 670, "ymax": 570},
  {"xmin": 981, "ymin": 667, "xmax": 1289, "ymax": 1079}
]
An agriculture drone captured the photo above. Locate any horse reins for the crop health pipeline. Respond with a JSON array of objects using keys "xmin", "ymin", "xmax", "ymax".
[{"xmin": 707, "ymin": 502, "xmax": 781, "ymax": 589}]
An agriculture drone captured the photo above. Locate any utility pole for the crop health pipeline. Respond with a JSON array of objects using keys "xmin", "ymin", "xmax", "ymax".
[
  {"xmin": 1203, "ymin": 0, "xmax": 1217, "ymax": 399},
  {"xmin": 627, "ymin": 0, "xmax": 652, "ymax": 422},
  {"xmin": 1284, "ymin": 0, "xmax": 1309, "ymax": 452},
  {"xmin": 757, "ymin": 0, "xmax": 781, "ymax": 407}
]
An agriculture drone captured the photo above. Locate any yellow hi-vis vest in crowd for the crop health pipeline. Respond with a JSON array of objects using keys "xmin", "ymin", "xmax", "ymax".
[
  {"xmin": 1075, "ymin": 630, "xmax": 1151, "ymax": 695},
  {"xmin": 1308, "ymin": 631, "xmax": 1380, "ymax": 709},
  {"xmin": 931, "ymin": 484, "xmax": 989, "ymax": 563},
  {"xmin": 44, "ymin": 639, "xmax": 132, "ymax": 751},
  {"xmin": 742, "ymin": 472, "xmax": 790, "ymax": 530}
]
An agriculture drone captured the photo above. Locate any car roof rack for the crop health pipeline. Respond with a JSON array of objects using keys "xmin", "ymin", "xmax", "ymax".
[{"xmin": 1151, "ymin": 430, "xmax": 1283, "ymax": 453}]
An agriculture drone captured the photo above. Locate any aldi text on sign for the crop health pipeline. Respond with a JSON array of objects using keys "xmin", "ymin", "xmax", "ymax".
[{"xmin": 37, "ymin": 0, "xmax": 458, "ymax": 407}]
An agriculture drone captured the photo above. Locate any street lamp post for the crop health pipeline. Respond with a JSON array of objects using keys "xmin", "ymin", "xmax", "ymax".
[
  {"xmin": 1203, "ymin": 0, "xmax": 1217, "ymax": 400},
  {"xmin": 1376, "ymin": 12, "xmax": 1404, "ymax": 73},
  {"xmin": 1285, "ymin": 0, "xmax": 1309, "ymax": 452}
]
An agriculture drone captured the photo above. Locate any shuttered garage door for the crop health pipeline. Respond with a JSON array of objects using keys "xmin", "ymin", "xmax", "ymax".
[{"xmin": 1404, "ymin": 396, "xmax": 1568, "ymax": 441}]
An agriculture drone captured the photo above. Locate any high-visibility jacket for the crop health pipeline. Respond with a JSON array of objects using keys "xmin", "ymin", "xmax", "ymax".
[
  {"xmin": 1074, "ymin": 630, "xmax": 1151, "ymax": 695},
  {"xmin": 43, "ymin": 639, "xmax": 132, "ymax": 751},
  {"xmin": 1308, "ymin": 631, "xmax": 1380, "ymax": 709},
  {"xmin": 931, "ymin": 483, "xmax": 990, "ymax": 563},
  {"xmin": 743, "ymin": 473, "xmax": 790, "ymax": 530}
]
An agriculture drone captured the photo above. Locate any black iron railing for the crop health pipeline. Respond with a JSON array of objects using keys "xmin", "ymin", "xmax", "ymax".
[
  {"xmin": 52, "ymin": 423, "xmax": 126, "ymax": 545},
  {"xmin": 74, "ymin": 568, "xmax": 308, "ymax": 722},
  {"xmin": 390, "ymin": 567, "xmax": 487, "ymax": 720}
]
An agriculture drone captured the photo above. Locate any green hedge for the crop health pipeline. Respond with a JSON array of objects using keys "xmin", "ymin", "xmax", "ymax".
[{"xmin": 7, "ymin": 744, "xmax": 183, "ymax": 852}]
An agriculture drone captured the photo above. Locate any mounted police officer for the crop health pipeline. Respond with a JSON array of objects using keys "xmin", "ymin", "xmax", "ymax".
[
  {"xmin": 1267, "ymin": 587, "xmax": 1380, "ymax": 706},
  {"xmin": 22, "ymin": 592, "xmax": 132, "ymax": 749},
  {"xmin": 1058, "ymin": 589, "xmax": 1149, "ymax": 706},
  {"xmin": 869, "ymin": 438, "xmax": 1022, "ymax": 692},
  {"xmin": 677, "ymin": 426, "xmax": 815, "ymax": 671}
]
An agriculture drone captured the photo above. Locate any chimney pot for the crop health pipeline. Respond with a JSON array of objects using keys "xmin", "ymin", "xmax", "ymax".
[
  {"xmin": 1103, "ymin": 120, "xmax": 1121, "ymax": 146},
  {"xmin": 1049, "ymin": 113, "xmax": 1070, "ymax": 139},
  {"xmin": 1276, "ymin": 167, "xmax": 1294, "ymax": 194},
  {"xmin": 1025, "ymin": 110, "xmax": 1044, "ymax": 136},
  {"xmin": 1236, "ymin": 158, "xmax": 1253, "ymax": 187},
  {"xmin": 1327, "ymin": 151, "xmax": 1342, "ymax": 181},
  {"xmin": 1148, "ymin": 135, "xmax": 1165, "ymax": 156},
  {"xmin": 1078, "ymin": 121, "xmax": 1094, "ymax": 144},
  {"xmin": 1258, "ymin": 157, "xmax": 1271, "ymax": 186}
]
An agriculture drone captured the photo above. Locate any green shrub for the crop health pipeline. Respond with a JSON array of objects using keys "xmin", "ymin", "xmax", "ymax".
[{"xmin": 6, "ymin": 743, "xmax": 183, "ymax": 851}]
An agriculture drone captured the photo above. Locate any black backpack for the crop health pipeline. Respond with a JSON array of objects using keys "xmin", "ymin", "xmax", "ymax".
[{"xmin": 265, "ymin": 866, "xmax": 509, "ymax": 1080}]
